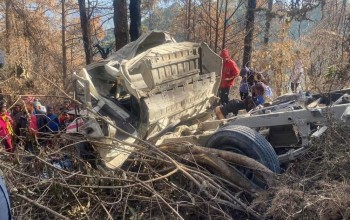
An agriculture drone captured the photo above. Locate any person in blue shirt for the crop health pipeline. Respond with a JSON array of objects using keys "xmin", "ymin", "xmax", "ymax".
[
  {"xmin": 251, "ymin": 82, "xmax": 265, "ymax": 105},
  {"xmin": 215, "ymin": 82, "xmax": 266, "ymax": 119},
  {"xmin": 46, "ymin": 106, "xmax": 60, "ymax": 133}
]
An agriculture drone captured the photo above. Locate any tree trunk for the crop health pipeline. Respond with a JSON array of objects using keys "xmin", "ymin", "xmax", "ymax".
[
  {"xmin": 5, "ymin": 0, "xmax": 12, "ymax": 54},
  {"xmin": 264, "ymin": 0, "xmax": 273, "ymax": 45},
  {"xmin": 148, "ymin": 4, "xmax": 155, "ymax": 30},
  {"xmin": 129, "ymin": 0, "xmax": 141, "ymax": 42},
  {"xmin": 62, "ymin": 0, "xmax": 67, "ymax": 87},
  {"xmin": 186, "ymin": 0, "xmax": 192, "ymax": 40},
  {"xmin": 214, "ymin": 0, "xmax": 220, "ymax": 52},
  {"xmin": 221, "ymin": 0, "xmax": 228, "ymax": 49},
  {"xmin": 208, "ymin": 0, "xmax": 212, "ymax": 48},
  {"xmin": 242, "ymin": 0, "xmax": 256, "ymax": 67},
  {"xmin": 78, "ymin": 0, "xmax": 93, "ymax": 65},
  {"xmin": 192, "ymin": 1, "xmax": 196, "ymax": 41},
  {"xmin": 114, "ymin": 0, "xmax": 129, "ymax": 51}
]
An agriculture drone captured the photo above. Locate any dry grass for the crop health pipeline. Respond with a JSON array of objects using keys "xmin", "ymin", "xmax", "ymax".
[{"xmin": 252, "ymin": 124, "xmax": 350, "ymax": 220}]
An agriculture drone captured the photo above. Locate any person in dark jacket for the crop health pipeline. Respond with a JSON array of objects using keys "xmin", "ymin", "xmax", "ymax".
[
  {"xmin": 14, "ymin": 97, "xmax": 39, "ymax": 152},
  {"xmin": 11, "ymin": 103, "xmax": 21, "ymax": 119},
  {"xmin": 215, "ymin": 82, "xmax": 266, "ymax": 119},
  {"xmin": 239, "ymin": 67, "xmax": 254, "ymax": 100}
]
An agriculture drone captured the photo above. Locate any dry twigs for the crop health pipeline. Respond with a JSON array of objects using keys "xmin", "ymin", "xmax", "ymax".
[
  {"xmin": 251, "ymin": 124, "xmax": 350, "ymax": 219},
  {"xmin": 0, "ymin": 112, "xmax": 267, "ymax": 219}
]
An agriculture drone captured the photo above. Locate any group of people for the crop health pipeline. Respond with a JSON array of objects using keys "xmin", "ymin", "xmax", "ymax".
[
  {"xmin": 215, "ymin": 49, "xmax": 274, "ymax": 119},
  {"xmin": 0, "ymin": 97, "xmax": 75, "ymax": 154}
]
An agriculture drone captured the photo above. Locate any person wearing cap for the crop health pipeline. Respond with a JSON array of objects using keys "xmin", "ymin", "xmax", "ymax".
[
  {"xmin": 33, "ymin": 99, "xmax": 47, "ymax": 114},
  {"xmin": 219, "ymin": 49, "xmax": 240, "ymax": 105},
  {"xmin": 215, "ymin": 82, "xmax": 266, "ymax": 119},
  {"xmin": 30, "ymin": 99, "xmax": 50, "ymax": 146},
  {"xmin": 0, "ymin": 102, "xmax": 14, "ymax": 153},
  {"xmin": 59, "ymin": 109, "xmax": 73, "ymax": 130},
  {"xmin": 58, "ymin": 99, "xmax": 73, "ymax": 129}
]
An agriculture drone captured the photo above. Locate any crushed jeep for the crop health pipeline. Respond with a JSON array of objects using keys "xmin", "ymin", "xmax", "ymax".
[
  {"xmin": 68, "ymin": 31, "xmax": 350, "ymax": 176},
  {"xmin": 69, "ymin": 31, "xmax": 222, "ymax": 169}
]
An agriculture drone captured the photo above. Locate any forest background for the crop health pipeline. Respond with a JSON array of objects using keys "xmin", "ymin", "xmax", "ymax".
[{"xmin": 0, "ymin": 0, "xmax": 349, "ymax": 98}]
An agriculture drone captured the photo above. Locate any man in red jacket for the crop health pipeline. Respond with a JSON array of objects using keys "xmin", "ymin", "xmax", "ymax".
[{"xmin": 219, "ymin": 49, "xmax": 240, "ymax": 105}]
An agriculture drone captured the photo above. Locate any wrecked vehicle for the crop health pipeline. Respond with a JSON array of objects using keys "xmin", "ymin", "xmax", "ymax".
[
  {"xmin": 69, "ymin": 31, "xmax": 350, "ymax": 175},
  {"xmin": 70, "ymin": 31, "xmax": 222, "ymax": 169},
  {"xmin": 157, "ymin": 89, "xmax": 350, "ymax": 174}
]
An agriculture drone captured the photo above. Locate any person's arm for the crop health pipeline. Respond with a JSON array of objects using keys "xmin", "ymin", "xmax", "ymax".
[
  {"xmin": 6, "ymin": 114, "xmax": 13, "ymax": 125},
  {"xmin": 54, "ymin": 117, "xmax": 61, "ymax": 130},
  {"xmin": 225, "ymin": 61, "xmax": 240, "ymax": 81}
]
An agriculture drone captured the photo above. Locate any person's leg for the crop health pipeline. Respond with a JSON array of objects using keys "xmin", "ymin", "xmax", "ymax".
[
  {"xmin": 2, "ymin": 138, "xmax": 13, "ymax": 153},
  {"xmin": 291, "ymin": 82, "xmax": 299, "ymax": 93},
  {"xmin": 219, "ymin": 88, "xmax": 224, "ymax": 105},
  {"xmin": 240, "ymin": 92, "xmax": 248, "ymax": 100},
  {"xmin": 25, "ymin": 140, "xmax": 34, "ymax": 153},
  {"xmin": 215, "ymin": 106, "xmax": 225, "ymax": 119},
  {"xmin": 219, "ymin": 99, "xmax": 246, "ymax": 118},
  {"xmin": 220, "ymin": 88, "xmax": 230, "ymax": 105}
]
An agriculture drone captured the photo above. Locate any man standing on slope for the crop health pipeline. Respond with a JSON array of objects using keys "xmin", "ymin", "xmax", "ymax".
[{"xmin": 218, "ymin": 49, "xmax": 240, "ymax": 105}]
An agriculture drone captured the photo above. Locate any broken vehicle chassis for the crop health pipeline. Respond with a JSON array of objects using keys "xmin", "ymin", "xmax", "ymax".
[
  {"xmin": 156, "ymin": 89, "xmax": 350, "ymax": 166},
  {"xmin": 200, "ymin": 102, "xmax": 350, "ymax": 164}
]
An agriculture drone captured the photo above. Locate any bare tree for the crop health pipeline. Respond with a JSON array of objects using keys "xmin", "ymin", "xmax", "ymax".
[
  {"xmin": 186, "ymin": 0, "xmax": 192, "ymax": 40},
  {"xmin": 114, "ymin": 0, "xmax": 129, "ymax": 50},
  {"xmin": 5, "ymin": 0, "xmax": 12, "ymax": 54},
  {"xmin": 264, "ymin": 0, "xmax": 273, "ymax": 44},
  {"xmin": 222, "ymin": 0, "xmax": 229, "ymax": 49},
  {"xmin": 78, "ymin": 0, "xmax": 93, "ymax": 65},
  {"xmin": 214, "ymin": 0, "xmax": 222, "ymax": 52},
  {"xmin": 242, "ymin": 0, "xmax": 256, "ymax": 67},
  {"xmin": 129, "ymin": 0, "xmax": 141, "ymax": 41},
  {"xmin": 208, "ymin": 0, "xmax": 212, "ymax": 48},
  {"xmin": 62, "ymin": 0, "xmax": 67, "ymax": 87},
  {"xmin": 221, "ymin": 0, "xmax": 244, "ymax": 49}
]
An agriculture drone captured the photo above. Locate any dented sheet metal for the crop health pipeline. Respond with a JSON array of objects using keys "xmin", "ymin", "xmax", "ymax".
[{"xmin": 71, "ymin": 31, "xmax": 222, "ymax": 169}]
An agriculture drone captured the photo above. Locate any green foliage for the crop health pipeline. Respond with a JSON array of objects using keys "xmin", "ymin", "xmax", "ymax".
[{"xmin": 326, "ymin": 65, "xmax": 337, "ymax": 78}]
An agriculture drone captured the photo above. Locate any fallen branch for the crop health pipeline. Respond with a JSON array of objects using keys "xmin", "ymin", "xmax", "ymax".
[{"xmin": 13, "ymin": 192, "xmax": 70, "ymax": 220}]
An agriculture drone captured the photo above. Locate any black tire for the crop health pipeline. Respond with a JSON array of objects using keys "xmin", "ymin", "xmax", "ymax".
[{"xmin": 205, "ymin": 125, "xmax": 280, "ymax": 174}]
